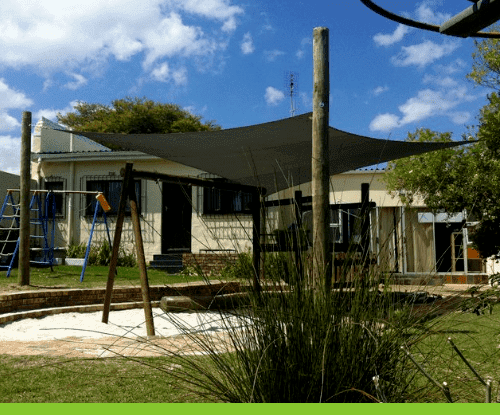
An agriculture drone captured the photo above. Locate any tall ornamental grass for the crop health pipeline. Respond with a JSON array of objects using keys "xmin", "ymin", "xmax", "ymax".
[{"xmin": 141, "ymin": 253, "xmax": 428, "ymax": 402}]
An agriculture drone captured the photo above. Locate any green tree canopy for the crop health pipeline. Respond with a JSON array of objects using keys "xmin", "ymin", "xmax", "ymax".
[
  {"xmin": 384, "ymin": 102, "xmax": 500, "ymax": 259},
  {"xmin": 57, "ymin": 97, "xmax": 220, "ymax": 134}
]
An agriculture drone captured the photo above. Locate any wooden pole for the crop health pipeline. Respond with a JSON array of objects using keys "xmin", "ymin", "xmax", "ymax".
[
  {"xmin": 294, "ymin": 190, "xmax": 304, "ymax": 283},
  {"xmin": 252, "ymin": 190, "xmax": 262, "ymax": 293},
  {"xmin": 312, "ymin": 27, "xmax": 331, "ymax": 291},
  {"xmin": 102, "ymin": 163, "xmax": 133, "ymax": 323},
  {"xmin": 360, "ymin": 183, "xmax": 372, "ymax": 278},
  {"xmin": 19, "ymin": 111, "xmax": 31, "ymax": 286},
  {"xmin": 129, "ymin": 175, "xmax": 155, "ymax": 337},
  {"xmin": 259, "ymin": 193, "xmax": 266, "ymax": 283}
]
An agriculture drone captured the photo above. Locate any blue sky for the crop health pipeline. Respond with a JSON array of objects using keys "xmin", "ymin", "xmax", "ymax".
[{"xmin": 0, "ymin": 0, "xmax": 494, "ymax": 174}]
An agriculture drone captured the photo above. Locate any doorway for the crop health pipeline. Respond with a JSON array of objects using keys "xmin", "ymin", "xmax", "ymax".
[
  {"xmin": 434, "ymin": 223, "xmax": 464, "ymax": 272},
  {"xmin": 161, "ymin": 183, "xmax": 192, "ymax": 253}
]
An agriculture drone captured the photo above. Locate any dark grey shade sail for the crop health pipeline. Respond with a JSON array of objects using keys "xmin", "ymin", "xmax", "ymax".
[{"xmin": 60, "ymin": 112, "xmax": 471, "ymax": 193}]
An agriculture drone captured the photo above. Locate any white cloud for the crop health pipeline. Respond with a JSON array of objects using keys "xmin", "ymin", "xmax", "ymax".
[
  {"xmin": 241, "ymin": 32, "xmax": 254, "ymax": 55},
  {"xmin": 449, "ymin": 111, "xmax": 471, "ymax": 125},
  {"xmin": 435, "ymin": 59, "xmax": 467, "ymax": 75},
  {"xmin": 369, "ymin": 113, "xmax": 400, "ymax": 132},
  {"xmin": 0, "ymin": 79, "xmax": 33, "ymax": 132},
  {"xmin": 398, "ymin": 87, "xmax": 474, "ymax": 124},
  {"xmin": 0, "ymin": 112, "xmax": 20, "ymax": 131},
  {"xmin": 416, "ymin": 1, "xmax": 451, "ymax": 25},
  {"xmin": 373, "ymin": 24, "xmax": 410, "ymax": 47},
  {"xmin": 170, "ymin": 0, "xmax": 243, "ymax": 32},
  {"xmin": 0, "ymin": 0, "xmax": 243, "ymax": 74},
  {"xmin": 0, "ymin": 135, "xmax": 20, "ymax": 174},
  {"xmin": 264, "ymin": 50, "xmax": 285, "ymax": 62},
  {"xmin": 64, "ymin": 73, "xmax": 88, "ymax": 90},
  {"xmin": 0, "ymin": 79, "xmax": 33, "ymax": 109},
  {"xmin": 34, "ymin": 101, "xmax": 80, "ymax": 124},
  {"xmin": 300, "ymin": 92, "xmax": 312, "ymax": 111},
  {"xmin": 183, "ymin": 104, "xmax": 207, "ymax": 115},
  {"xmin": 265, "ymin": 86, "xmax": 285, "ymax": 106},
  {"xmin": 150, "ymin": 62, "xmax": 188, "ymax": 85},
  {"xmin": 369, "ymin": 86, "xmax": 477, "ymax": 132},
  {"xmin": 151, "ymin": 62, "xmax": 171, "ymax": 82},
  {"xmin": 172, "ymin": 67, "xmax": 188, "ymax": 85},
  {"xmin": 391, "ymin": 40, "xmax": 460, "ymax": 68},
  {"xmin": 372, "ymin": 86, "xmax": 389, "ymax": 96},
  {"xmin": 422, "ymin": 74, "xmax": 458, "ymax": 88},
  {"xmin": 296, "ymin": 37, "xmax": 311, "ymax": 59}
]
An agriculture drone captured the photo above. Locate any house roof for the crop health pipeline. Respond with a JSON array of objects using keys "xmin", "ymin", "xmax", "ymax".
[{"xmin": 51, "ymin": 112, "xmax": 471, "ymax": 193}]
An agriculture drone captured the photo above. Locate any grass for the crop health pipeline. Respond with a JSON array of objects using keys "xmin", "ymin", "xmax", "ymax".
[
  {"xmin": 0, "ymin": 265, "xmax": 211, "ymax": 292},
  {"xmin": 406, "ymin": 302, "xmax": 500, "ymax": 403},
  {"xmin": 0, "ymin": 354, "xmax": 216, "ymax": 403},
  {"xmin": 1, "ymin": 259, "xmax": 498, "ymax": 402},
  {"xmin": 2, "ymin": 299, "xmax": 500, "ymax": 402}
]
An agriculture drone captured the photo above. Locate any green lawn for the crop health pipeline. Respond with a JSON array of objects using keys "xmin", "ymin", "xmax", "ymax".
[
  {"xmin": 407, "ymin": 303, "xmax": 500, "ymax": 402},
  {"xmin": 0, "ymin": 265, "xmax": 213, "ymax": 292},
  {"xmin": 0, "ymin": 354, "xmax": 216, "ymax": 403},
  {"xmin": 3, "ymin": 265, "xmax": 500, "ymax": 402},
  {"xmin": 4, "ymin": 303, "xmax": 500, "ymax": 402}
]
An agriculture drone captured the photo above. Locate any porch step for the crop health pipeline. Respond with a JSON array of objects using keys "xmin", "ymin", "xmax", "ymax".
[{"xmin": 149, "ymin": 253, "xmax": 185, "ymax": 274}]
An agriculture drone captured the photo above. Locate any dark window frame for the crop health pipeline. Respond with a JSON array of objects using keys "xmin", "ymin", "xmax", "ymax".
[
  {"xmin": 44, "ymin": 178, "xmax": 65, "ymax": 218},
  {"xmin": 85, "ymin": 178, "xmax": 141, "ymax": 217},
  {"xmin": 202, "ymin": 187, "xmax": 253, "ymax": 215}
]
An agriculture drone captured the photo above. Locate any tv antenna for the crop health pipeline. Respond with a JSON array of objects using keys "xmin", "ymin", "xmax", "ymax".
[{"xmin": 285, "ymin": 71, "xmax": 299, "ymax": 117}]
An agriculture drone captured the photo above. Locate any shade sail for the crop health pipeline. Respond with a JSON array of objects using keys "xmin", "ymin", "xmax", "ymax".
[{"xmin": 58, "ymin": 112, "xmax": 471, "ymax": 193}]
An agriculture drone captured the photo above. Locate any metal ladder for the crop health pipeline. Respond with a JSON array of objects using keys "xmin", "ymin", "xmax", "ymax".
[{"xmin": 0, "ymin": 191, "xmax": 56, "ymax": 277}]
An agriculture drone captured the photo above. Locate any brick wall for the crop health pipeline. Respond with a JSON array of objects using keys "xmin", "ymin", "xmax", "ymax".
[
  {"xmin": 183, "ymin": 253, "xmax": 239, "ymax": 276},
  {"xmin": 0, "ymin": 281, "xmax": 242, "ymax": 315}
]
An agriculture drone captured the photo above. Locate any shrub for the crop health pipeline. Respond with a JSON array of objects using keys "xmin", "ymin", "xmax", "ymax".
[{"xmin": 65, "ymin": 241, "xmax": 136, "ymax": 267}]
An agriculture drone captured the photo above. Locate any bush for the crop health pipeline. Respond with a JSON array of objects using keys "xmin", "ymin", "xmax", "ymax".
[{"xmin": 65, "ymin": 241, "xmax": 136, "ymax": 267}]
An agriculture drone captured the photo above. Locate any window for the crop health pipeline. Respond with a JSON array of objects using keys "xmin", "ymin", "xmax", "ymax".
[
  {"xmin": 44, "ymin": 179, "xmax": 64, "ymax": 218},
  {"xmin": 85, "ymin": 179, "xmax": 141, "ymax": 216},
  {"xmin": 203, "ymin": 187, "xmax": 253, "ymax": 214},
  {"xmin": 330, "ymin": 209, "xmax": 343, "ymax": 244},
  {"xmin": 303, "ymin": 208, "xmax": 343, "ymax": 246}
]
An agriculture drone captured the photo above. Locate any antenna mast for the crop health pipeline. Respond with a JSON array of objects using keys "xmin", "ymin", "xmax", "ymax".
[{"xmin": 285, "ymin": 71, "xmax": 299, "ymax": 117}]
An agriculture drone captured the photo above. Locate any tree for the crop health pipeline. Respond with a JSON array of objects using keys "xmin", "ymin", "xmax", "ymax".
[
  {"xmin": 383, "ymin": 127, "xmax": 500, "ymax": 258},
  {"xmin": 467, "ymin": 26, "xmax": 500, "ymax": 91},
  {"xmin": 57, "ymin": 97, "xmax": 220, "ymax": 134},
  {"xmin": 383, "ymin": 27, "xmax": 500, "ymax": 259}
]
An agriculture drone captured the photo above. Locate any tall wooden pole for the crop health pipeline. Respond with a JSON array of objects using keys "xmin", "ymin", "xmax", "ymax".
[
  {"xmin": 129, "ymin": 174, "xmax": 155, "ymax": 337},
  {"xmin": 102, "ymin": 162, "xmax": 133, "ymax": 324},
  {"xmin": 312, "ymin": 27, "xmax": 331, "ymax": 291},
  {"xmin": 19, "ymin": 111, "xmax": 32, "ymax": 286},
  {"xmin": 251, "ymin": 190, "xmax": 262, "ymax": 293}
]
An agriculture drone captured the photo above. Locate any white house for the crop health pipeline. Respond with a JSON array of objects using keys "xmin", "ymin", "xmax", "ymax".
[{"xmin": 24, "ymin": 117, "xmax": 493, "ymax": 282}]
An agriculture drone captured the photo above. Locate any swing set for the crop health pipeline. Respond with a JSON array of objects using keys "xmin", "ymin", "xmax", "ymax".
[{"xmin": 0, "ymin": 189, "xmax": 112, "ymax": 282}]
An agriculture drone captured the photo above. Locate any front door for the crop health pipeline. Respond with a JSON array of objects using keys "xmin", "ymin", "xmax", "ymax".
[{"xmin": 161, "ymin": 183, "xmax": 192, "ymax": 253}]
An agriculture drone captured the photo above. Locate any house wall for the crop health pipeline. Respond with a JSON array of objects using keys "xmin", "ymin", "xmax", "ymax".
[
  {"xmin": 32, "ymin": 118, "xmax": 254, "ymax": 260},
  {"xmin": 32, "ymin": 120, "xmax": 490, "ymax": 277}
]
